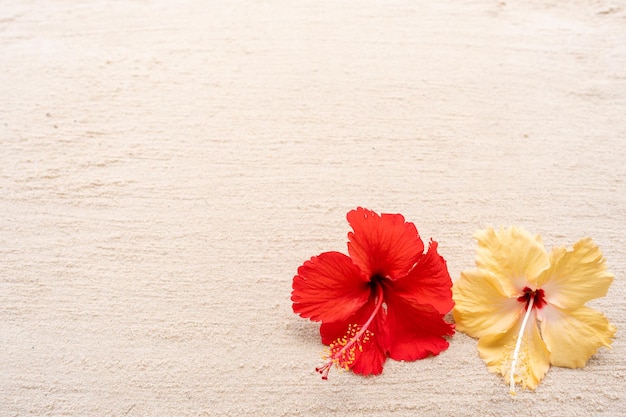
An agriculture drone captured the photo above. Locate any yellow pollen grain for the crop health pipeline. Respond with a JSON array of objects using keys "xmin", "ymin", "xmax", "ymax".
[{"xmin": 321, "ymin": 325, "xmax": 375, "ymax": 372}]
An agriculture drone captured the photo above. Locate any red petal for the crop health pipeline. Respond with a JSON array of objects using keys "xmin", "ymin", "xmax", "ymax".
[
  {"xmin": 382, "ymin": 285, "xmax": 454, "ymax": 361},
  {"xmin": 292, "ymin": 251, "xmax": 370, "ymax": 323},
  {"xmin": 347, "ymin": 207, "xmax": 424, "ymax": 280},
  {"xmin": 390, "ymin": 240, "xmax": 454, "ymax": 315},
  {"xmin": 320, "ymin": 299, "xmax": 387, "ymax": 376},
  {"xmin": 350, "ymin": 336, "xmax": 387, "ymax": 376}
]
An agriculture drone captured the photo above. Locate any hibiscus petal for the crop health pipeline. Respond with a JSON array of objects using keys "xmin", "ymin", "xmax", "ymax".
[
  {"xmin": 390, "ymin": 240, "xmax": 454, "ymax": 315},
  {"xmin": 453, "ymin": 268, "xmax": 523, "ymax": 338},
  {"xmin": 474, "ymin": 226, "xmax": 550, "ymax": 293},
  {"xmin": 320, "ymin": 300, "xmax": 387, "ymax": 376},
  {"xmin": 539, "ymin": 305, "xmax": 616, "ymax": 368},
  {"xmin": 478, "ymin": 313, "xmax": 550, "ymax": 390},
  {"xmin": 383, "ymin": 287, "xmax": 454, "ymax": 361},
  {"xmin": 346, "ymin": 207, "xmax": 424, "ymax": 280},
  {"xmin": 292, "ymin": 251, "xmax": 370, "ymax": 323},
  {"xmin": 538, "ymin": 238, "xmax": 614, "ymax": 310}
]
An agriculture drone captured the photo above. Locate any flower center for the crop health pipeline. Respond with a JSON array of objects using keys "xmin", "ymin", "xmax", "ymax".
[
  {"xmin": 517, "ymin": 286, "xmax": 546, "ymax": 310},
  {"xmin": 509, "ymin": 286, "xmax": 546, "ymax": 395},
  {"xmin": 315, "ymin": 282, "xmax": 384, "ymax": 380}
]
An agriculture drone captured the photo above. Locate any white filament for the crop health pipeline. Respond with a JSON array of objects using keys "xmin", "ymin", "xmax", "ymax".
[{"xmin": 509, "ymin": 296, "xmax": 535, "ymax": 395}]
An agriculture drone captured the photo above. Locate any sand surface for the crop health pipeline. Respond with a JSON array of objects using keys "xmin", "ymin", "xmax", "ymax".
[{"xmin": 1, "ymin": 1, "xmax": 625, "ymax": 416}]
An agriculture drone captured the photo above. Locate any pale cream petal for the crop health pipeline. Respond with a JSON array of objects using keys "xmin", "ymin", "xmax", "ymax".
[
  {"xmin": 474, "ymin": 226, "xmax": 550, "ymax": 293},
  {"xmin": 453, "ymin": 268, "xmax": 523, "ymax": 338},
  {"xmin": 538, "ymin": 238, "xmax": 614, "ymax": 310},
  {"xmin": 478, "ymin": 312, "xmax": 550, "ymax": 390},
  {"xmin": 539, "ymin": 304, "xmax": 616, "ymax": 368}
]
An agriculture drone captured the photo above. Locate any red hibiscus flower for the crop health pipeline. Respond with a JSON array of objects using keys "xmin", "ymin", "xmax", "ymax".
[{"xmin": 292, "ymin": 207, "xmax": 455, "ymax": 379}]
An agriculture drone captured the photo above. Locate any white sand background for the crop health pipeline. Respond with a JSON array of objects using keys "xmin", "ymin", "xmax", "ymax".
[{"xmin": 1, "ymin": 1, "xmax": 625, "ymax": 416}]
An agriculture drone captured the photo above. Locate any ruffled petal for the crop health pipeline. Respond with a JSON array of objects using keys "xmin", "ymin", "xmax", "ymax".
[
  {"xmin": 538, "ymin": 304, "xmax": 616, "ymax": 368},
  {"xmin": 391, "ymin": 240, "xmax": 454, "ymax": 315},
  {"xmin": 347, "ymin": 207, "xmax": 424, "ymax": 280},
  {"xmin": 474, "ymin": 226, "xmax": 550, "ymax": 293},
  {"xmin": 292, "ymin": 251, "xmax": 370, "ymax": 322},
  {"xmin": 350, "ymin": 337, "xmax": 387, "ymax": 376},
  {"xmin": 453, "ymin": 268, "xmax": 524, "ymax": 338},
  {"xmin": 320, "ymin": 299, "xmax": 387, "ymax": 376},
  {"xmin": 478, "ymin": 313, "xmax": 550, "ymax": 390},
  {"xmin": 538, "ymin": 238, "xmax": 614, "ymax": 310},
  {"xmin": 383, "ymin": 284, "xmax": 454, "ymax": 361}
]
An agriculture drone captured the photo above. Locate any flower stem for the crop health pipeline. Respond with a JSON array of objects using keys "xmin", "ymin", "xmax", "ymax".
[{"xmin": 509, "ymin": 295, "xmax": 535, "ymax": 395}]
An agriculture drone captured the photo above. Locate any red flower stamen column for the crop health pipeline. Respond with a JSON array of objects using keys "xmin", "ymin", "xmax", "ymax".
[{"xmin": 316, "ymin": 284, "xmax": 383, "ymax": 379}]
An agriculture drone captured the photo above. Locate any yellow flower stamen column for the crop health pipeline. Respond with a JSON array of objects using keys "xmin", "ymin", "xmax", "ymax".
[{"xmin": 510, "ymin": 296, "xmax": 534, "ymax": 395}]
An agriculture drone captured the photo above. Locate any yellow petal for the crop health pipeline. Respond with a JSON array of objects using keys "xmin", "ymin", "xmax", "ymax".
[
  {"xmin": 478, "ymin": 312, "xmax": 550, "ymax": 390},
  {"xmin": 474, "ymin": 226, "xmax": 550, "ymax": 293},
  {"xmin": 538, "ymin": 238, "xmax": 614, "ymax": 310},
  {"xmin": 539, "ymin": 304, "xmax": 616, "ymax": 368},
  {"xmin": 453, "ymin": 268, "xmax": 522, "ymax": 338}
]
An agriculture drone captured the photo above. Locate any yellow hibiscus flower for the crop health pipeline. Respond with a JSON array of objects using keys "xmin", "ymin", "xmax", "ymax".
[{"xmin": 453, "ymin": 226, "xmax": 616, "ymax": 394}]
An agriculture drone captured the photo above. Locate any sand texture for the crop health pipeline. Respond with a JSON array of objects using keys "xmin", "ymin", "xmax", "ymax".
[{"xmin": 1, "ymin": 1, "xmax": 625, "ymax": 416}]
